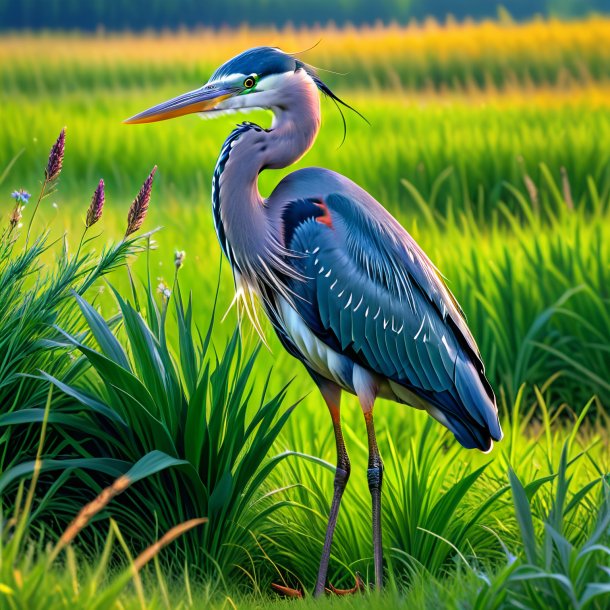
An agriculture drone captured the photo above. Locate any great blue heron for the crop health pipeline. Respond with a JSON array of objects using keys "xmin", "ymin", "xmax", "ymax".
[{"xmin": 125, "ymin": 46, "xmax": 503, "ymax": 596}]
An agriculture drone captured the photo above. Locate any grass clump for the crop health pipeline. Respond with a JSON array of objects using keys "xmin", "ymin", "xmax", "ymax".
[
  {"xmin": 0, "ymin": 130, "xmax": 155, "ymax": 483},
  {"xmin": 1, "ymin": 390, "xmax": 207, "ymax": 610},
  {"xmin": 0, "ymin": 129, "xmax": 299, "ymax": 587},
  {"xmin": 27, "ymin": 268, "xmax": 299, "ymax": 582}
]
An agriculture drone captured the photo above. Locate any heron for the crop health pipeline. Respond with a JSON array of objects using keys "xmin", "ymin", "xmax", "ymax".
[{"xmin": 125, "ymin": 46, "xmax": 503, "ymax": 596}]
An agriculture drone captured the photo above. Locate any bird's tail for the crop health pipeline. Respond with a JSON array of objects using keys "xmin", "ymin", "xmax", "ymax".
[{"xmin": 427, "ymin": 357, "xmax": 503, "ymax": 453}]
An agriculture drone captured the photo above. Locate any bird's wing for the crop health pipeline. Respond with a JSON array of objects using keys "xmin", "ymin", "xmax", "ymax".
[{"xmin": 280, "ymin": 193, "xmax": 502, "ymax": 450}]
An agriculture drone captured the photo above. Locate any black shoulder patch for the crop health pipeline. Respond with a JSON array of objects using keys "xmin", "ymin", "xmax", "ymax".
[{"xmin": 281, "ymin": 198, "xmax": 326, "ymax": 248}]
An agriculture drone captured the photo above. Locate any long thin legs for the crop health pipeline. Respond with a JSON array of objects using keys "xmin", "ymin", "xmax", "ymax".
[
  {"xmin": 314, "ymin": 382, "xmax": 351, "ymax": 597},
  {"xmin": 364, "ymin": 407, "xmax": 384, "ymax": 589},
  {"xmin": 353, "ymin": 365, "xmax": 384, "ymax": 590}
]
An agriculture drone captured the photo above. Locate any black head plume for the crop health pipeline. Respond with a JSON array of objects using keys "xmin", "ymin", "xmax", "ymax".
[{"xmin": 295, "ymin": 60, "xmax": 370, "ymax": 146}]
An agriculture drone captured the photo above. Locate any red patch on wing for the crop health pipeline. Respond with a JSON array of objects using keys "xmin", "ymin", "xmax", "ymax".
[{"xmin": 315, "ymin": 200, "xmax": 334, "ymax": 229}]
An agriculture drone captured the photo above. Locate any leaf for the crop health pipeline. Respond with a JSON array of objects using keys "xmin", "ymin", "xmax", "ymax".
[
  {"xmin": 0, "ymin": 458, "xmax": 130, "ymax": 494},
  {"xmin": 208, "ymin": 470, "xmax": 233, "ymax": 519},
  {"xmin": 523, "ymin": 474, "xmax": 556, "ymax": 501},
  {"xmin": 37, "ymin": 371, "xmax": 128, "ymax": 427},
  {"xmin": 184, "ymin": 364, "xmax": 209, "ymax": 468},
  {"xmin": 124, "ymin": 450, "xmax": 189, "ymax": 485},
  {"xmin": 509, "ymin": 468, "xmax": 538, "ymax": 564},
  {"xmin": 72, "ymin": 291, "xmax": 131, "ymax": 370},
  {"xmin": 0, "ymin": 408, "xmax": 83, "ymax": 429},
  {"xmin": 580, "ymin": 583, "xmax": 610, "ymax": 608}
]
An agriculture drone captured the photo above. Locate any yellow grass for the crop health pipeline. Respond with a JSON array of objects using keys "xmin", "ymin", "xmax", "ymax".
[
  {"xmin": 1, "ymin": 15, "xmax": 609, "ymax": 92},
  {"xmin": 0, "ymin": 16, "xmax": 606, "ymax": 63}
]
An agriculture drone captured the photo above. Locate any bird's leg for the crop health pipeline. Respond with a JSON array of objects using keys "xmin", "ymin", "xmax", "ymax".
[
  {"xmin": 272, "ymin": 382, "xmax": 354, "ymax": 599},
  {"xmin": 314, "ymin": 382, "xmax": 351, "ymax": 597},
  {"xmin": 363, "ymin": 404, "xmax": 384, "ymax": 590}
]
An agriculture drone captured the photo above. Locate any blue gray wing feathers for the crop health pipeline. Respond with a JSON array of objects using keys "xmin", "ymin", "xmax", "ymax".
[{"xmin": 277, "ymin": 190, "xmax": 502, "ymax": 451}]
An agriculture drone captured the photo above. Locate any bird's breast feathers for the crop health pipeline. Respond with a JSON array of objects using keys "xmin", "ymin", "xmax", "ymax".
[{"xmin": 277, "ymin": 296, "xmax": 354, "ymax": 390}]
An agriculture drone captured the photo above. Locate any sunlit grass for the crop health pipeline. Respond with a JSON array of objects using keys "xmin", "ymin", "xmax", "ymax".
[
  {"xmin": 13, "ymin": 180, "xmax": 605, "ymax": 410},
  {"xmin": 4, "ymin": 64, "xmax": 610, "ymax": 409},
  {"xmin": 2, "ymin": 92, "xmax": 610, "ymax": 226},
  {"xmin": 1, "ymin": 16, "xmax": 609, "ymax": 609},
  {"xmin": 2, "ymin": 15, "xmax": 610, "ymax": 94}
]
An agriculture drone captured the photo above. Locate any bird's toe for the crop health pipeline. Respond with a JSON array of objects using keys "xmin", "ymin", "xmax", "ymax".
[
  {"xmin": 271, "ymin": 582, "xmax": 304, "ymax": 598},
  {"xmin": 326, "ymin": 572, "xmax": 365, "ymax": 595}
]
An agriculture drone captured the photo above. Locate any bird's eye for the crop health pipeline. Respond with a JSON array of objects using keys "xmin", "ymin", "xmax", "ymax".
[{"xmin": 243, "ymin": 76, "xmax": 256, "ymax": 89}]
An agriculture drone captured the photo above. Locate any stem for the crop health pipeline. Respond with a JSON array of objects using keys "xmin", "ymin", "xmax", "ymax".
[
  {"xmin": 25, "ymin": 178, "xmax": 49, "ymax": 248},
  {"xmin": 146, "ymin": 234, "xmax": 152, "ymax": 293},
  {"xmin": 13, "ymin": 385, "xmax": 53, "ymax": 556},
  {"xmin": 3, "ymin": 203, "xmax": 20, "ymax": 245},
  {"xmin": 75, "ymin": 227, "xmax": 88, "ymax": 260}
]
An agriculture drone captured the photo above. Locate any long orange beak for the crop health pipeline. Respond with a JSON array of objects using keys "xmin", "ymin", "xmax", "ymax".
[{"xmin": 124, "ymin": 86, "xmax": 240, "ymax": 124}]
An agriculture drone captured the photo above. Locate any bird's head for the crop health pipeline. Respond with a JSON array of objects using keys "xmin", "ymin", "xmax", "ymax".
[{"xmin": 124, "ymin": 45, "xmax": 362, "ymax": 129}]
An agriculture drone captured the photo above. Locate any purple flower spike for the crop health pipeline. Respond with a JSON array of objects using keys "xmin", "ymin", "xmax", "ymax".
[
  {"xmin": 45, "ymin": 127, "xmax": 66, "ymax": 182},
  {"xmin": 86, "ymin": 179, "xmax": 105, "ymax": 228},
  {"xmin": 125, "ymin": 166, "xmax": 157, "ymax": 237}
]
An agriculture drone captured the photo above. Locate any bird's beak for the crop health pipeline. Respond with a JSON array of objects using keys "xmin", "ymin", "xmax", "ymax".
[{"xmin": 124, "ymin": 86, "xmax": 240, "ymax": 124}]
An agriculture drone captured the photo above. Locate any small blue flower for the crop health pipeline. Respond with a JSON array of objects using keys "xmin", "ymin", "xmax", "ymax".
[{"xmin": 11, "ymin": 189, "xmax": 31, "ymax": 205}]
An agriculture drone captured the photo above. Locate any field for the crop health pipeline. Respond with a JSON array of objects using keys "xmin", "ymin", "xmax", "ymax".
[{"xmin": 1, "ymin": 16, "xmax": 609, "ymax": 610}]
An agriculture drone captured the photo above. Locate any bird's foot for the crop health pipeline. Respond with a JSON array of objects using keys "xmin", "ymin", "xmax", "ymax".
[
  {"xmin": 272, "ymin": 573, "xmax": 364, "ymax": 598},
  {"xmin": 271, "ymin": 583, "xmax": 304, "ymax": 598},
  {"xmin": 326, "ymin": 572, "xmax": 365, "ymax": 595}
]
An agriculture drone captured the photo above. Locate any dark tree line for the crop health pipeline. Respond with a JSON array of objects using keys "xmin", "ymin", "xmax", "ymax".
[{"xmin": 1, "ymin": 0, "xmax": 608, "ymax": 31}]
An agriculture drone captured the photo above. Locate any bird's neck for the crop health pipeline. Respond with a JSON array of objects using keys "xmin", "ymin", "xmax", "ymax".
[{"xmin": 212, "ymin": 71, "xmax": 321, "ymax": 271}]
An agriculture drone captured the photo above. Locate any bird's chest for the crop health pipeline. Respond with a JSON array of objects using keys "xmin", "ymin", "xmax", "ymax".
[{"xmin": 277, "ymin": 297, "xmax": 354, "ymax": 390}]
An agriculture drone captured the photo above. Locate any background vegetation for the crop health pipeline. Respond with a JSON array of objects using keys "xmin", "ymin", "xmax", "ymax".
[
  {"xmin": 1, "ymin": 0, "xmax": 609, "ymax": 30},
  {"xmin": 0, "ymin": 13, "xmax": 608, "ymax": 610}
]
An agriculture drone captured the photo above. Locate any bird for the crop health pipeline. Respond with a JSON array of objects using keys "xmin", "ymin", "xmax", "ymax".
[{"xmin": 125, "ymin": 46, "xmax": 503, "ymax": 597}]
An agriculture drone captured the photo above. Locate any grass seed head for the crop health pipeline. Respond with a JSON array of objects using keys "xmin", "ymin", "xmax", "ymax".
[
  {"xmin": 125, "ymin": 165, "xmax": 156, "ymax": 237},
  {"xmin": 561, "ymin": 166, "xmax": 574, "ymax": 210},
  {"xmin": 132, "ymin": 518, "xmax": 207, "ymax": 572},
  {"xmin": 45, "ymin": 127, "xmax": 66, "ymax": 182},
  {"xmin": 157, "ymin": 280, "xmax": 171, "ymax": 301},
  {"xmin": 523, "ymin": 173, "xmax": 539, "ymax": 210},
  {"xmin": 174, "ymin": 250, "xmax": 186, "ymax": 270},
  {"xmin": 51, "ymin": 474, "xmax": 131, "ymax": 560},
  {"xmin": 9, "ymin": 205, "xmax": 23, "ymax": 228},
  {"xmin": 86, "ymin": 179, "xmax": 105, "ymax": 228}
]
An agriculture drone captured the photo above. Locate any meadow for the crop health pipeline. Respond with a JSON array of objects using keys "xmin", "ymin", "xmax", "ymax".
[{"xmin": 0, "ymin": 16, "xmax": 609, "ymax": 610}]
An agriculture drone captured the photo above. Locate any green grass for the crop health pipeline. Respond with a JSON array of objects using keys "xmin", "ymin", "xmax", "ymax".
[
  {"xmin": 4, "ymin": 179, "xmax": 605, "ymax": 410},
  {"xmin": 1, "ymin": 23, "xmax": 610, "ymax": 610},
  {"xmin": 2, "ymin": 84, "xmax": 610, "ymax": 407},
  {"xmin": 0, "ymin": 208, "xmax": 606, "ymax": 606},
  {"xmin": 2, "ymin": 92, "xmax": 610, "ymax": 222},
  {"xmin": 2, "ymin": 401, "xmax": 608, "ymax": 607},
  {"xmin": 0, "ymin": 256, "xmax": 607, "ymax": 605}
]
